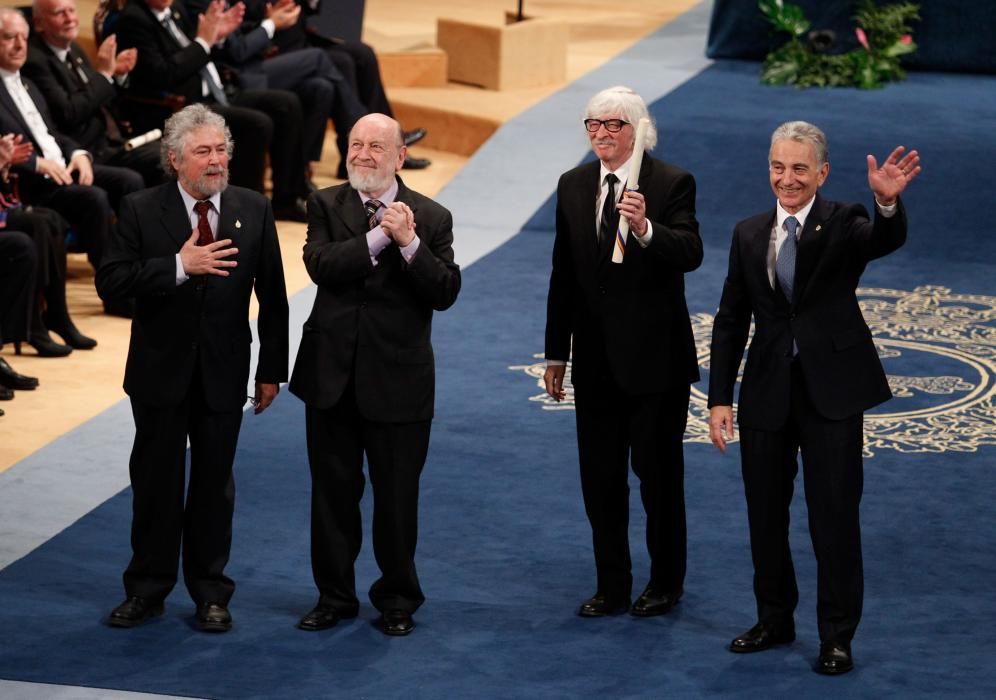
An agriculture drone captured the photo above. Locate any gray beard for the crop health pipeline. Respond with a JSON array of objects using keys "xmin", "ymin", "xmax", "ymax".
[
  {"xmin": 183, "ymin": 169, "xmax": 229, "ymax": 198},
  {"xmin": 347, "ymin": 166, "xmax": 393, "ymax": 197}
]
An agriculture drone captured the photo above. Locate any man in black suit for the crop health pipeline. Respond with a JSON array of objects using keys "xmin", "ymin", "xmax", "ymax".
[
  {"xmin": 114, "ymin": 0, "xmax": 311, "ymax": 221},
  {"xmin": 543, "ymin": 86, "xmax": 702, "ymax": 619},
  {"xmin": 26, "ymin": 0, "xmax": 162, "ymax": 187},
  {"xmin": 190, "ymin": 0, "xmax": 365, "ymax": 177},
  {"xmin": 260, "ymin": 0, "xmax": 430, "ymax": 174},
  {"xmin": 289, "ymin": 113, "xmax": 460, "ymax": 636},
  {"xmin": 707, "ymin": 121, "xmax": 920, "ymax": 675},
  {"xmin": 0, "ymin": 7, "xmax": 142, "ymax": 281},
  {"xmin": 96, "ymin": 104, "xmax": 289, "ymax": 632}
]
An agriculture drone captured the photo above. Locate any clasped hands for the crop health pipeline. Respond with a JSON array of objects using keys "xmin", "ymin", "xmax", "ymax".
[
  {"xmin": 380, "ymin": 201, "xmax": 416, "ymax": 247},
  {"xmin": 180, "ymin": 230, "xmax": 238, "ymax": 277}
]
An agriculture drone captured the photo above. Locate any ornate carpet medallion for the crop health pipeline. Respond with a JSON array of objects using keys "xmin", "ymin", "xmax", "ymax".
[{"xmin": 512, "ymin": 286, "xmax": 996, "ymax": 456}]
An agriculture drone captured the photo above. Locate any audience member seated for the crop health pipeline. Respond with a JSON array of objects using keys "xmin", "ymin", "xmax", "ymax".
[
  {"xmin": 114, "ymin": 0, "xmax": 313, "ymax": 221},
  {"xmin": 188, "ymin": 0, "xmax": 364, "ymax": 179},
  {"xmin": 1, "ymin": 131, "xmax": 95, "ymax": 356},
  {"xmin": 0, "ymin": 7, "xmax": 141, "ymax": 319},
  {"xmin": 25, "ymin": 0, "xmax": 164, "ymax": 188},
  {"xmin": 0, "ymin": 229, "xmax": 41, "ymax": 415},
  {"xmin": 256, "ymin": 0, "xmax": 431, "ymax": 176}
]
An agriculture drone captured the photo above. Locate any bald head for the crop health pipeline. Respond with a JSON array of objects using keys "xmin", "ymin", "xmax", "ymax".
[{"xmin": 345, "ymin": 113, "xmax": 407, "ymax": 197}]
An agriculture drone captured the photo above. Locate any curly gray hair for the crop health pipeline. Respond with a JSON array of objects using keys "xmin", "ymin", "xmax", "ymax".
[{"xmin": 160, "ymin": 104, "xmax": 233, "ymax": 177}]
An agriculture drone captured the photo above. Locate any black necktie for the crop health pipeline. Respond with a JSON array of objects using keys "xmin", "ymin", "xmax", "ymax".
[
  {"xmin": 364, "ymin": 199, "xmax": 383, "ymax": 230},
  {"xmin": 598, "ymin": 173, "xmax": 619, "ymax": 252}
]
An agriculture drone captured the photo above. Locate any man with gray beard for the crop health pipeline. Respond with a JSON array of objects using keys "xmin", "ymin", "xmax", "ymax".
[
  {"xmin": 290, "ymin": 113, "xmax": 460, "ymax": 636},
  {"xmin": 96, "ymin": 104, "xmax": 288, "ymax": 633}
]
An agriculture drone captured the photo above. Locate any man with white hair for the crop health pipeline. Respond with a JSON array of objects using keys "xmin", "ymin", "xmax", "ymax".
[{"xmin": 544, "ymin": 86, "xmax": 702, "ymax": 619}]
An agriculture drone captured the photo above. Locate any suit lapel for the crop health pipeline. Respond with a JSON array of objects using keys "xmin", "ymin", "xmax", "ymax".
[
  {"xmin": 750, "ymin": 209, "xmax": 777, "ymax": 295},
  {"xmin": 0, "ymin": 81, "xmax": 34, "ymax": 142},
  {"xmin": 160, "ymin": 183, "xmax": 195, "ymax": 250},
  {"xmin": 218, "ymin": 189, "xmax": 242, "ymax": 250},
  {"xmin": 794, "ymin": 193, "xmax": 830, "ymax": 305}
]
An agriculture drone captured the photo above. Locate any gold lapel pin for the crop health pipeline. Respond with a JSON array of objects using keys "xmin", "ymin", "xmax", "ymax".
[
  {"xmin": 815, "ymin": 224, "xmax": 822, "ymax": 231},
  {"xmin": 235, "ymin": 219, "xmax": 242, "ymax": 229}
]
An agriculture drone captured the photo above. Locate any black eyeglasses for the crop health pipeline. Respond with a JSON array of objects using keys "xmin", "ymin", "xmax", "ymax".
[{"xmin": 584, "ymin": 118, "xmax": 630, "ymax": 133}]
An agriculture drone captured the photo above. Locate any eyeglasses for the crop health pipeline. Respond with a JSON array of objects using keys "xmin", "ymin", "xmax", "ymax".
[{"xmin": 584, "ymin": 118, "xmax": 630, "ymax": 133}]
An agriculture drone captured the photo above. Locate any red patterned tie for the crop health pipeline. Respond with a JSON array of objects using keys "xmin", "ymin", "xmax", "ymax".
[{"xmin": 194, "ymin": 200, "xmax": 214, "ymax": 246}]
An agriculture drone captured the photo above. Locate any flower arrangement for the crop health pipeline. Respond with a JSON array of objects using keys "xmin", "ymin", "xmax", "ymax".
[{"xmin": 759, "ymin": 0, "xmax": 920, "ymax": 88}]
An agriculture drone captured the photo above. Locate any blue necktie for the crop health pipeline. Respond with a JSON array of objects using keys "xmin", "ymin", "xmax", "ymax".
[{"xmin": 776, "ymin": 215, "xmax": 799, "ymax": 301}]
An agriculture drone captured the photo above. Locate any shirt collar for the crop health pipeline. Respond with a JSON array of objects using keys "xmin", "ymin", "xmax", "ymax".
[
  {"xmin": 599, "ymin": 153, "xmax": 635, "ymax": 189},
  {"xmin": 358, "ymin": 177, "xmax": 399, "ymax": 207},
  {"xmin": 177, "ymin": 181, "xmax": 222, "ymax": 216},
  {"xmin": 0, "ymin": 68, "xmax": 21, "ymax": 83},
  {"xmin": 776, "ymin": 195, "xmax": 816, "ymax": 232},
  {"xmin": 46, "ymin": 42, "xmax": 70, "ymax": 63},
  {"xmin": 153, "ymin": 7, "xmax": 173, "ymax": 23}
]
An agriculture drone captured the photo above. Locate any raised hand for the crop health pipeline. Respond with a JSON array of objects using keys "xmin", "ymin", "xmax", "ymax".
[{"xmin": 867, "ymin": 146, "xmax": 921, "ymax": 206}]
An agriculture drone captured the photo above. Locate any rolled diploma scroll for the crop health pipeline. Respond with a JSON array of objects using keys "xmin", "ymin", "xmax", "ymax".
[
  {"xmin": 611, "ymin": 117, "xmax": 651, "ymax": 264},
  {"xmin": 124, "ymin": 128, "xmax": 162, "ymax": 152}
]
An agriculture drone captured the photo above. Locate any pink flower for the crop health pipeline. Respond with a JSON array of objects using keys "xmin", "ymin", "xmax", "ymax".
[
  {"xmin": 900, "ymin": 34, "xmax": 913, "ymax": 44},
  {"xmin": 855, "ymin": 27, "xmax": 870, "ymax": 50}
]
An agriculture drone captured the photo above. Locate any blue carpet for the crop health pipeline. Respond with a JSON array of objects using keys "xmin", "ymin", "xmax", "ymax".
[{"xmin": 1, "ymin": 61, "xmax": 995, "ymax": 698}]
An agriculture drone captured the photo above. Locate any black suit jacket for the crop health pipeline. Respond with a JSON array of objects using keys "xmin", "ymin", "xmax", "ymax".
[
  {"xmin": 0, "ymin": 76, "xmax": 84, "ymax": 198},
  {"xmin": 289, "ymin": 177, "xmax": 461, "ymax": 422},
  {"xmin": 708, "ymin": 193, "xmax": 907, "ymax": 428},
  {"xmin": 545, "ymin": 153, "xmax": 702, "ymax": 394},
  {"xmin": 95, "ymin": 182, "xmax": 289, "ymax": 410},
  {"xmin": 114, "ymin": 0, "xmax": 217, "ymax": 130},
  {"xmin": 23, "ymin": 37, "xmax": 119, "ymax": 153}
]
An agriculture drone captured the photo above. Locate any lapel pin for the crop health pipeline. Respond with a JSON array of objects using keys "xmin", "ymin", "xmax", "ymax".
[
  {"xmin": 815, "ymin": 224, "xmax": 822, "ymax": 231},
  {"xmin": 235, "ymin": 219, "xmax": 242, "ymax": 229}
]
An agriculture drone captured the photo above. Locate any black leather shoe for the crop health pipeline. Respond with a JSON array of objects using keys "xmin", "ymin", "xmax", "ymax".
[
  {"xmin": 108, "ymin": 596, "xmax": 164, "ymax": 628},
  {"xmin": 729, "ymin": 621, "xmax": 796, "ymax": 653},
  {"xmin": 402, "ymin": 155, "xmax": 431, "ymax": 170},
  {"xmin": 46, "ymin": 318, "xmax": 97, "ymax": 350},
  {"xmin": 817, "ymin": 642, "xmax": 854, "ymax": 675},
  {"xmin": 273, "ymin": 197, "xmax": 308, "ymax": 223},
  {"xmin": 297, "ymin": 603, "xmax": 358, "ymax": 631},
  {"xmin": 403, "ymin": 127, "xmax": 427, "ymax": 146},
  {"xmin": 195, "ymin": 603, "xmax": 232, "ymax": 632},
  {"xmin": 578, "ymin": 594, "xmax": 630, "ymax": 618},
  {"xmin": 379, "ymin": 609, "xmax": 415, "ymax": 636},
  {"xmin": 26, "ymin": 333, "xmax": 72, "ymax": 358},
  {"xmin": 0, "ymin": 358, "xmax": 38, "ymax": 390},
  {"xmin": 0, "ymin": 386, "xmax": 12, "ymax": 400},
  {"xmin": 631, "ymin": 586, "xmax": 682, "ymax": 617}
]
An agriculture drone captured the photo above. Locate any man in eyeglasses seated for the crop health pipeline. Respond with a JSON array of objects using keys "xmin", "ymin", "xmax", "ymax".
[{"xmin": 543, "ymin": 85, "xmax": 702, "ymax": 620}]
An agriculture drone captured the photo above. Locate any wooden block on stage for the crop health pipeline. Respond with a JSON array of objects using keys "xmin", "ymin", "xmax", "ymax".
[
  {"xmin": 379, "ymin": 49, "xmax": 449, "ymax": 88},
  {"xmin": 436, "ymin": 16, "xmax": 567, "ymax": 91}
]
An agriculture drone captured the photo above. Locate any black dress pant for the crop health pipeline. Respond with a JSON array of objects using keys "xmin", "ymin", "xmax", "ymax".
[
  {"xmin": 304, "ymin": 381, "xmax": 430, "ymax": 614},
  {"xmin": 739, "ymin": 361, "xmax": 864, "ymax": 644},
  {"xmin": 6, "ymin": 207, "xmax": 71, "ymax": 332},
  {"xmin": 0, "ymin": 231, "xmax": 36, "ymax": 345},
  {"xmin": 574, "ymin": 377, "xmax": 690, "ymax": 601},
  {"xmin": 229, "ymin": 89, "xmax": 309, "ymax": 204},
  {"xmin": 123, "ymin": 365, "xmax": 244, "ymax": 606}
]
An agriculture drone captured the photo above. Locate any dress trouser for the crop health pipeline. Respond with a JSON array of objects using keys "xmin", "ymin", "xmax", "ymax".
[
  {"xmin": 739, "ymin": 360, "xmax": 864, "ymax": 644},
  {"xmin": 305, "ymin": 380, "xmax": 430, "ymax": 614},
  {"xmin": 124, "ymin": 363, "xmax": 244, "ymax": 606},
  {"xmin": 574, "ymin": 377, "xmax": 690, "ymax": 601}
]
